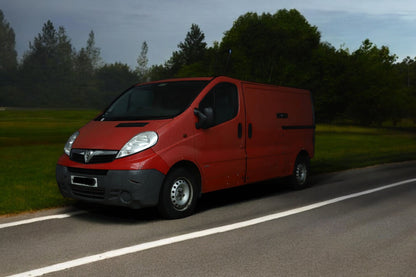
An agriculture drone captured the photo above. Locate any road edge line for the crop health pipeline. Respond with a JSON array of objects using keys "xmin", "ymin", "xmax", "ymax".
[{"xmin": 0, "ymin": 211, "xmax": 86, "ymax": 229}]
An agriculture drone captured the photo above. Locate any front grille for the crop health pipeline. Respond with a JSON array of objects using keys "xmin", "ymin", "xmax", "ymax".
[
  {"xmin": 71, "ymin": 185, "xmax": 105, "ymax": 199},
  {"xmin": 70, "ymin": 149, "xmax": 118, "ymax": 164},
  {"xmin": 68, "ymin": 167, "xmax": 108, "ymax": 176}
]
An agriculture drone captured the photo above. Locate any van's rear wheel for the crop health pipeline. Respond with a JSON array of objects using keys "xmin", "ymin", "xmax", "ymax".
[
  {"xmin": 157, "ymin": 167, "xmax": 199, "ymax": 219},
  {"xmin": 290, "ymin": 155, "xmax": 311, "ymax": 190}
]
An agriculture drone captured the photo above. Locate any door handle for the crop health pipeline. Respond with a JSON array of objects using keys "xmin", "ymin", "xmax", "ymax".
[
  {"xmin": 238, "ymin": 123, "xmax": 242, "ymax": 138},
  {"xmin": 248, "ymin": 123, "xmax": 252, "ymax": 138}
]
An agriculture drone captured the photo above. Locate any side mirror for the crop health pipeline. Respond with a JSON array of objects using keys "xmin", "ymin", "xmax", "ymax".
[{"xmin": 194, "ymin": 107, "xmax": 214, "ymax": 129}]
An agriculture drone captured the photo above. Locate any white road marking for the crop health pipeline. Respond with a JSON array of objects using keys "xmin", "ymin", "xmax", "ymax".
[
  {"xmin": 0, "ymin": 211, "xmax": 86, "ymax": 229},
  {"xmin": 6, "ymin": 178, "xmax": 416, "ymax": 277}
]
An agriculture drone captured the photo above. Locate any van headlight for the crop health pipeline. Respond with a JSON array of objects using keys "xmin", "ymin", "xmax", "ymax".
[
  {"xmin": 116, "ymin": 131, "xmax": 158, "ymax": 159},
  {"xmin": 64, "ymin": 131, "xmax": 79, "ymax": 156}
]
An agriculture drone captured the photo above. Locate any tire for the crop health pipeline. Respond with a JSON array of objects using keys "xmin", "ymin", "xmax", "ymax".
[
  {"xmin": 157, "ymin": 167, "xmax": 199, "ymax": 219},
  {"xmin": 290, "ymin": 155, "xmax": 311, "ymax": 190}
]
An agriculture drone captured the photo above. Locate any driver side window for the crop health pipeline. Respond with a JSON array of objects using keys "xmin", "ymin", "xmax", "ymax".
[{"xmin": 199, "ymin": 82, "xmax": 238, "ymax": 127}]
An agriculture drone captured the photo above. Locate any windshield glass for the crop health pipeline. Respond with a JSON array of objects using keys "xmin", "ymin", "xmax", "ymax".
[{"xmin": 97, "ymin": 80, "xmax": 209, "ymax": 121}]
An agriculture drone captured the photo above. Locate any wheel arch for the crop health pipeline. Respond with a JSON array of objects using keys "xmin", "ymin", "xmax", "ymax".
[
  {"xmin": 166, "ymin": 160, "xmax": 202, "ymax": 197},
  {"xmin": 290, "ymin": 149, "xmax": 311, "ymax": 172},
  {"xmin": 297, "ymin": 149, "xmax": 311, "ymax": 160}
]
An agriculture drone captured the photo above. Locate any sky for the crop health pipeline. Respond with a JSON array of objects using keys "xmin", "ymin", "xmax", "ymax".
[{"xmin": 1, "ymin": 0, "xmax": 416, "ymax": 69}]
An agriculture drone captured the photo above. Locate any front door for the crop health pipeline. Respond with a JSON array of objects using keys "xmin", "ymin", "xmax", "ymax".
[{"xmin": 194, "ymin": 81, "xmax": 246, "ymax": 193}]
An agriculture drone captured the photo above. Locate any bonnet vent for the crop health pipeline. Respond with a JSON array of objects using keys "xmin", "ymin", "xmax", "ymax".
[{"xmin": 116, "ymin": 122, "xmax": 148, "ymax": 127}]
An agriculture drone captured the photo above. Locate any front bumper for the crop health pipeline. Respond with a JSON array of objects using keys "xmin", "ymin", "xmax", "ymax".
[{"xmin": 56, "ymin": 165, "xmax": 165, "ymax": 209}]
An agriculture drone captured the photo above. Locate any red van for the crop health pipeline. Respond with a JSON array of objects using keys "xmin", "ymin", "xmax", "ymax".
[{"xmin": 56, "ymin": 76, "xmax": 315, "ymax": 218}]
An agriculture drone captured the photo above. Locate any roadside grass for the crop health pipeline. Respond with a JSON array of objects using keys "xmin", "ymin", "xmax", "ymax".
[
  {"xmin": 0, "ymin": 145, "xmax": 72, "ymax": 213},
  {"xmin": 1, "ymin": 110, "xmax": 415, "ymax": 215},
  {"xmin": 0, "ymin": 109, "xmax": 100, "ymax": 146},
  {"xmin": 313, "ymin": 125, "xmax": 416, "ymax": 173},
  {"xmin": 0, "ymin": 110, "xmax": 99, "ymax": 215}
]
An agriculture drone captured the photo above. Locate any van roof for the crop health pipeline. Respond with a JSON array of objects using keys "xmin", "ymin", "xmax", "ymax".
[
  {"xmin": 135, "ymin": 77, "xmax": 215, "ymax": 86},
  {"xmin": 135, "ymin": 76, "xmax": 309, "ymax": 92}
]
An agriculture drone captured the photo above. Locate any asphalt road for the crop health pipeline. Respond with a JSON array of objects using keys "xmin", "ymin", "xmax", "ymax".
[{"xmin": 1, "ymin": 161, "xmax": 416, "ymax": 277}]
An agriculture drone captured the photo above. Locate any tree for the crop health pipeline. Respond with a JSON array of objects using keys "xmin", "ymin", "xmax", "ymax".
[
  {"xmin": 177, "ymin": 24, "xmax": 207, "ymax": 65},
  {"xmin": 73, "ymin": 30, "xmax": 102, "ymax": 102},
  {"xmin": 166, "ymin": 24, "xmax": 207, "ymax": 77},
  {"xmin": 95, "ymin": 62, "xmax": 138, "ymax": 108},
  {"xmin": 85, "ymin": 30, "xmax": 101, "ymax": 69},
  {"xmin": 311, "ymin": 42, "xmax": 352, "ymax": 122},
  {"xmin": 74, "ymin": 48, "xmax": 94, "ymax": 80},
  {"xmin": 22, "ymin": 20, "xmax": 74, "ymax": 75},
  {"xmin": 220, "ymin": 9, "xmax": 321, "ymax": 85},
  {"xmin": 56, "ymin": 26, "xmax": 74, "ymax": 77},
  {"xmin": 135, "ymin": 41, "xmax": 149, "ymax": 82},
  {"xmin": 345, "ymin": 39, "xmax": 400, "ymax": 125},
  {"xmin": 20, "ymin": 20, "xmax": 75, "ymax": 106},
  {"xmin": 0, "ymin": 10, "xmax": 18, "ymax": 106},
  {"xmin": 0, "ymin": 10, "xmax": 17, "ymax": 72},
  {"xmin": 74, "ymin": 30, "xmax": 101, "ymax": 76},
  {"xmin": 395, "ymin": 57, "xmax": 416, "ymax": 123},
  {"xmin": 27, "ymin": 20, "xmax": 58, "ymax": 63},
  {"xmin": 147, "ymin": 63, "xmax": 172, "ymax": 81},
  {"xmin": 396, "ymin": 57, "xmax": 416, "ymax": 89}
]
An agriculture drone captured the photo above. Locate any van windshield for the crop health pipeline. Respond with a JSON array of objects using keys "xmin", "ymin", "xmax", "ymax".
[{"xmin": 97, "ymin": 80, "xmax": 209, "ymax": 121}]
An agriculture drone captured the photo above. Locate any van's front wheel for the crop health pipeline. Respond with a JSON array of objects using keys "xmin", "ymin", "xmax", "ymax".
[
  {"xmin": 157, "ymin": 167, "xmax": 199, "ymax": 219},
  {"xmin": 290, "ymin": 155, "xmax": 311, "ymax": 190}
]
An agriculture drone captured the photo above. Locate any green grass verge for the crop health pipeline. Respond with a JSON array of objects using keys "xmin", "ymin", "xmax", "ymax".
[
  {"xmin": 313, "ymin": 125, "xmax": 416, "ymax": 173},
  {"xmin": 1, "ymin": 110, "xmax": 415, "ymax": 215},
  {"xmin": 0, "ymin": 110, "xmax": 99, "ymax": 215}
]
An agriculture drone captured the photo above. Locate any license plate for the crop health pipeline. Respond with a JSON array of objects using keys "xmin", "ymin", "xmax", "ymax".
[{"xmin": 71, "ymin": 176, "xmax": 98, "ymax": 187}]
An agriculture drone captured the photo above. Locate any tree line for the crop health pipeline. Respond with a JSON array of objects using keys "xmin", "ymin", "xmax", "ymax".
[{"xmin": 1, "ymin": 9, "xmax": 415, "ymax": 125}]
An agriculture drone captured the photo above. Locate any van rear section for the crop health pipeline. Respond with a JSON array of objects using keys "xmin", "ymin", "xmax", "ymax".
[
  {"xmin": 56, "ymin": 76, "xmax": 315, "ymax": 218},
  {"xmin": 242, "ymin": 82, "xmax": 315, "ymax": 186}
]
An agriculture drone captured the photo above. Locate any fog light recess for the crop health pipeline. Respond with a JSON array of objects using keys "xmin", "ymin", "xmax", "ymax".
[{"xmin": 120, "ymin": 191, "xmax": 132, "ymax": 204}]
